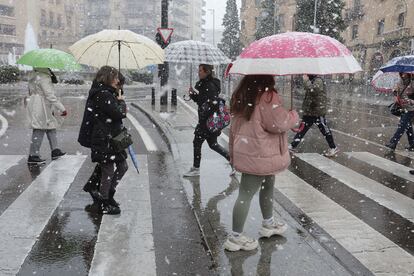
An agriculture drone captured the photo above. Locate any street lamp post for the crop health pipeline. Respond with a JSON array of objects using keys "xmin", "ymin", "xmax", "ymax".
[
  {"xmin": 313, "ymin": 0, "xmax": 319, "ymax": 33},
  {"xmin": 208, "ymin": 9, "xmax": 215, "ymax": 46}
]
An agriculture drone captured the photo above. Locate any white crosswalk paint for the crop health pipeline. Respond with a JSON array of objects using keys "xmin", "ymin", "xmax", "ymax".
[
  {"xmin": 274, "ymin": 170, "xmax": 414, "ymax": 275},
  {"xmin": 127, "ymin": 113, "xmax": 158, "ymax": 152},
  {"xmin": 296, "ymin": 153, "xmax": 414, "ymax": 223},
  {"xmin": 346, "ymin": 152, "xmax": 414, "ymax": 183},
  {"xmin": 0, "ymin": 155, "xmax": 24, "ymax": 175},
  {"xmin": 0, "ymin": 155, "xmax": 86, "ymax": 275},
  {"xmin": 89, "ymin": 155, "xmax": 156, "ymax": 276}
]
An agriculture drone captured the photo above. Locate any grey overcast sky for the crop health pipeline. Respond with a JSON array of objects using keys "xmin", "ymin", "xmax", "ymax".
[{"xmin": 205, "ymin": 0, "xmax": 242, "ymax": 30}]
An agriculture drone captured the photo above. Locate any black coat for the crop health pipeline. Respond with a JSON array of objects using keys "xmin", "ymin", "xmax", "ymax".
[
  {"xmin": 190, "ymin": 76, "xmax": 221, "ymax": 134},
  {"xmin": 78, "ymin": 82, "xmax": 127, "ymax": 163}
]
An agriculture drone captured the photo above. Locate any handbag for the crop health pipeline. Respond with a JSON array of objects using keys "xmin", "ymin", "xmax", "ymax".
[
  {"xmin": 388, "ymin": 101, "xmax": 403, "ymax": 117},
  {"xmin": 206, "ymin": 99, "xmax": 231, "ymax": 133},
  {"xmin": 110, "ymin": 127, "xmax": 133, "ymax": 152}
]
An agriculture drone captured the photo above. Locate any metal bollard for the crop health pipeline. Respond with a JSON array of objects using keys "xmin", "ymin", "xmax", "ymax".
[
  {"xmin": 151, "ymin": 87, "xmax": 155, "ymax": 106},
  {"xmin": 171, "ymin": 88, "xmax": 177, "ymax": 106}
]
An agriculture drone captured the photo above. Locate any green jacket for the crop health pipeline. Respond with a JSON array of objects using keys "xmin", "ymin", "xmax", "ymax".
[{"xmin": 302, "ymin": 77, "xmax": 327, "ymax": 117}]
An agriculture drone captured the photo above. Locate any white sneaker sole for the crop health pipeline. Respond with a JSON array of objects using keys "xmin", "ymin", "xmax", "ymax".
[
  {"xmin": 324, "ymin": 149, "xmax": 340, "ymax": 157},
  {"xmin": 259, "ymin": 224, "xmax": 288, "ymax": 238},
  {"xmin": 183, "ymin": 173, "xmax": 200, "ymax": 177},
  {"xmin": 223, "ymin": 239, "xmax": 258, "ymax": 252}
]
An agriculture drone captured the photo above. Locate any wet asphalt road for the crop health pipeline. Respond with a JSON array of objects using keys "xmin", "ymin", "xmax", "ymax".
[{"xmin": 0, "ymin": 83, "xmax": 413, "ymax": 275}]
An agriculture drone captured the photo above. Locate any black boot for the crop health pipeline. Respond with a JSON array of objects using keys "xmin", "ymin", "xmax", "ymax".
[
  {"xmin": 27, "ymin": 155, "xmax": 46, "ymax": 164},
  {"xmin": 51, "ymin": 149, "xmax": 66, "ymax": 160},
  {"xmin": 101, "ymin": 199, "xmax": 121, "ymax": 215},
  {"xmin": 409, "ymin": 170, "xmax": 414, "ymax": 175},
  {"xmin": 108, "ymin": 189, "xmax": 120, "ymax": 207}
]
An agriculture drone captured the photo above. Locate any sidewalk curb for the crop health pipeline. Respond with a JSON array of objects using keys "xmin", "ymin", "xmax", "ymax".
[{"xmin": 130, "ymin": 102, "xmax": 218, "ymax": 270}]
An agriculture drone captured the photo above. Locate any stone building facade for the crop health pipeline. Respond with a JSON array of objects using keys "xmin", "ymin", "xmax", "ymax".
[{"xmin": 240, "ymin": 0, "xmax": 414, "ymax": 78}]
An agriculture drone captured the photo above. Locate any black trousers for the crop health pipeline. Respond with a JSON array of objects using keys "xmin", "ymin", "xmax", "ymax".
[
  {"xmin": 193, "ymin": 125, "xmax": 230, "ymax": 168},
  {"xmin": 291, "ymin": 115, "xmax": 336, "ymax": 149}
]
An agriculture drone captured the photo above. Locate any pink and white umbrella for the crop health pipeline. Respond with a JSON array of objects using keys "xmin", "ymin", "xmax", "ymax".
[
  {"xmin": 229, "ymin": 32, "xmax": 362, "ymax": 75},
  {"xmin": 371, "ymin": 71, "xmax": 401, "ymax": 93}
]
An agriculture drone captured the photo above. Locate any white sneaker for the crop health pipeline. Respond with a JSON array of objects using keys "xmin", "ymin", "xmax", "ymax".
[
  {"xmin": 288, "ymin": 144, "xmax": 297, "ymax": 153},
  {"xmin": 230, "ymin": 165, "xmax": 236, "ymax": 176},
  {"xmin": 259, "ymin": 220, "xmax": 288, "ymax": 238},
  {"xmin": 224, "ymin": 234, "xmax": 258, "ymax": 252},
  {"xmin": 183, "ymin": 167, "xmax": 200, "ymax": 177},
  {"xmin": 324, "ymin": 147, "xmax": 339, "ymax": 157}
]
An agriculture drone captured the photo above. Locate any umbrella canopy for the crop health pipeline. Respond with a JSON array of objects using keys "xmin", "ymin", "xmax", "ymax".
[
  {"xmin": 165, "ymin": 40, "xmax": 230, "ymax": 65},
  {"xmin": 229, "ymin": 32, "xmax": 362, "ymax": 75},
  {"xmin": 380, "ymin": 55, "xmax": 414, "ymax": 73},
  {"xmin": 69, "ymin": 29, "xmax": 164, "ymax": 70},
  {"xmin": 17, "ymin": 48, "xmax": 81, "ymax": 71},
  {"xmin": 371, "ymin": 71, "xmax": 402, "ymax": 93}
]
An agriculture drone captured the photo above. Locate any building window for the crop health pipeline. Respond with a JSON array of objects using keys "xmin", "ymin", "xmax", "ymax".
[
  {"xmin": 255, "ymin": 0, "xmax": 261, "ymax": 7},
  {"xmin": 398, "ymin": 13, "xmax": 405, "ymax": 27},
  {"xmin": 56, "ymin": 0, "xmax": 61, "ymax": 4},
  {"xmin": 352, "ymin": 25, "xmax": 358, "ymax": 39},
  {"xmin": 377, "ymin": 19, "xmax": 385, "ymax": 35},
  {"xmin": 49, "ymin": 11, "xmax": 54, "ymax": 27},
  {"xmin": 0, "ymin": 5, "xmax": 14, "ymax": 17},
  {"xmin": 57, "ymin": 14, "xmax": 63, "ymax": 28},
  {"xmin": 0, "ymin": 24, "xmax": 16, "ymax": 36},
  {"xmin": 40, "ymin": 10, "xmax": 47, "ymax": 26},
  {"xmin": 241, "ymin": 20, "xmax": 245, "ymax": 30},
  {"xmin": 67, "ymin": 15, "xmax": 72, "ymax": 27},
  {"xmin": 278, "ymin": 14, "xmax": 285, "ymax": 28}
]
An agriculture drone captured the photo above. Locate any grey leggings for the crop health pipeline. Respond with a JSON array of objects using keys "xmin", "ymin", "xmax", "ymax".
[
  {"xmin": 29, "ymin": 129, "xmax": 58, "ymax": 156},
  {"xmin": 232, "ymin": 173, "xmax": 275, "ymax": 233},
  {"xmin": 99, "ymin": 160, "xmax": 128, "ymax": 199}
]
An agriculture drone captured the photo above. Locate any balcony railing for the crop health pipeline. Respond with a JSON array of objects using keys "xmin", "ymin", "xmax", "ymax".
[
  {"xmin": 382, "ymin": 27, "xmax": 410, "ymax": 41},
  {"xmin": 344, "ymin": 5, "xmax": 364, "ymax": 22}
]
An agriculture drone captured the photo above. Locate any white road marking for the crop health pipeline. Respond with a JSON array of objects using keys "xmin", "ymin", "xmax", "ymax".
[
  {"xmin": 0, "ymin": 155, "xmax": 87, "ymax": 275},
  {"xmin": 296, "ymin": 153, "xmax": 414, "ymax": 223},
  {"xmin": 127, "ymin": 113, "xmax": 158, "ymax": 152},
  {"xmin": 89, "ymin": 155, "xmax": 156, "ymax": 276},
  {"xmin": 345, "ymin": 151, "xmax": 414, "ymax": 183},
  {"xmin": 274, "ymin": 170, "xmax": 414, "ymax": 275},
  {"xmin": 0, "ymin": 113, "xmax": 8, "ymax": 138},
  {"xmin": 0, "ymin": 155, "xmax": 24, "ymax": 175},
  {"xmin": 177, "ymin": 96, "xmax": 229, "ymax": 143}
]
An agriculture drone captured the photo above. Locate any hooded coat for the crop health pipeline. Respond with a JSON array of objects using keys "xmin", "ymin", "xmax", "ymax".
[
  {"xmin": 78, "ymin": 82, "xmax": 127, "ymax": 163},
  {"xmin": 26, "ymin": 68, "xmax": 65, "ymax": 129}
]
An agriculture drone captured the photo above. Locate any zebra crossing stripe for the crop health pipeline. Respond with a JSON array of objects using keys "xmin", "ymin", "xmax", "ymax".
[
  {"xmin": 0, "ymin": 155, "xmax": 87, "ymax": 275},
  {"xmin": 0, "ymin": 155, "xmax": 24, "ymax": 175},
  {"xmin": 275, "ymin": 170, "xmax": 414, "ymax": 275},
  {"xmin": 295, "ymin": 153, "xmax": 414, "ymax": 223},
  {"xmin": 89, "ymin": 155, "xmax": 156, "ymax": 276},
  {"xmin": 345, "ymin": 151, "xmax": 414, "ymax": 183}
]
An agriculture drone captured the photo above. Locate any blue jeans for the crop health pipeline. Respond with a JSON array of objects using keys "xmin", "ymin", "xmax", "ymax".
[{"xmin": 389, "ymin": 111, "xmax": 414, "ymax": 147}]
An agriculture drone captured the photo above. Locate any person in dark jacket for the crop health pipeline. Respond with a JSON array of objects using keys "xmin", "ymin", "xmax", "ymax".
[
  {"xmin": 183, "ymin": 64, "xmax": 231, "ymax": 177},
  {"xmin": 78, "ymin": 66, "xmax": 128, "ymax": 215},
  {"xmin": 289, "ymin": 75, "xmax": 339, "ymax": 157},
  {"xmin": 81, "ymin": 73, "xmax": 126, "ymax": 207}
]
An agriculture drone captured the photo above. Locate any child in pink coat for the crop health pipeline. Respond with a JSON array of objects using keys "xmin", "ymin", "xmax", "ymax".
[{"xmin": 224, "ymin": 75, "xmax": 299, "ymax": 251}]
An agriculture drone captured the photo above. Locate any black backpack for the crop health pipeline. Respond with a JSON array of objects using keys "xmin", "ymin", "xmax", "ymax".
[{"xmin": 77, "ymin": 96, "xmax": 96, "ymax": 148}]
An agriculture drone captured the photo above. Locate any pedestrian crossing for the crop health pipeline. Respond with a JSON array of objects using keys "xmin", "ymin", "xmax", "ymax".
[{"xmin": 0, "ymin": 149, "xmax": 413, "ymax": 275}]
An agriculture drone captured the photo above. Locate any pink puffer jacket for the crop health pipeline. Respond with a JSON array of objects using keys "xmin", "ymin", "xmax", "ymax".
[{"xmin": 229, "ymin": 91, "xmax": 299, "ymax": 176}]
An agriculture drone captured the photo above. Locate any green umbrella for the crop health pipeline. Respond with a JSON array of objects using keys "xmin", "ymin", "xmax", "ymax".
[{"xmin": 17, "ymin": 48, "xmax": 81, "ymax": 71}]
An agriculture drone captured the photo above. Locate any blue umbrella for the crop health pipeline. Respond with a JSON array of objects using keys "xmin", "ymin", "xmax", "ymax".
[
  {"xmin": 128, "ymin": 145, "xmax": 139, "ymax": 174},
  {"xmin": 380, "ymin": 55, "xmax": 414, "ymax": 73}
]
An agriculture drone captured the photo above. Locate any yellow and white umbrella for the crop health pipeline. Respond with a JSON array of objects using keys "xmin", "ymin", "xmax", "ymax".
[{"xmin": 69, "ymin": 29, "xmax": 164, "ymax": 70}]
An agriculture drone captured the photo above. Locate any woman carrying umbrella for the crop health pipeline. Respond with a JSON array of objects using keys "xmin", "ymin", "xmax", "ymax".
[
  {"xmin": 27, "ymin": 67, "xmax": 67, "ymax": 164},
  {"xmin": 183, "ymin": 64, "xmax": 232, "ymax": 177},
  {"xmin": 78, "ymin": 66, "xmax": 128, "ymax": 215},
  {"xmin": 385, "ymin": 73, "xmax": 414, "ymax": 151}
]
